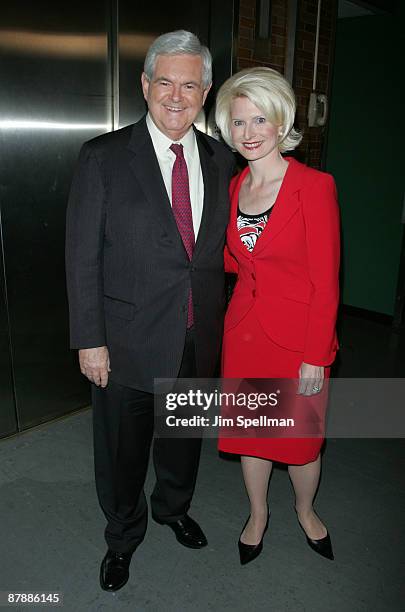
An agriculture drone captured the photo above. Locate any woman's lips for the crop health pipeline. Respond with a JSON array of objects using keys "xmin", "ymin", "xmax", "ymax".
[{"xmin": 242, "ymin": 141, "xmax": 263, "ymax": 150}]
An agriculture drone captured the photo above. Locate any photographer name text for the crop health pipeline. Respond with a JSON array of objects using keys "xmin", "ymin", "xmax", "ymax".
[{"xmin": 165, "ymin": 415, "xmax": 294, "ymax": 429}]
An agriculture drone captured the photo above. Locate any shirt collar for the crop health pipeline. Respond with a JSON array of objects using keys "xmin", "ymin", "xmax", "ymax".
[{"xmin": 146, "ymin": 112, "xmax": 196, "ymax": 157}]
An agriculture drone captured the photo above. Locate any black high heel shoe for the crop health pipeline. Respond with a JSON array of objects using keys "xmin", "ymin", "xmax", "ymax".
[
  {"xmin": 304, "ymin": 530, "xmax": 334, "ymax": 560},
  {"xmin": 238, "ymin": 513, "xmax": 270, "ymax": 566},
  {"xmin": 296, "ymin": 511, "xmax": 334, "ymax": 560}
]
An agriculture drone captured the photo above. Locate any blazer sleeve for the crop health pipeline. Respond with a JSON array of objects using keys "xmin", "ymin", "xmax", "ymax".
[
  {"xmin": 302, "ymin": 173, "xmax": 340, "ymax": 366},
  {"xmin": 65, "ymin": 143, "xmax": 107, "ymax": 349}
]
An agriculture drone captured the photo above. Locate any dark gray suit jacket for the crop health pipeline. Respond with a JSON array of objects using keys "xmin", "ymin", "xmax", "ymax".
[{"xmin": 65, "ymin": 116, "xmax": 235, "ymax": 392}]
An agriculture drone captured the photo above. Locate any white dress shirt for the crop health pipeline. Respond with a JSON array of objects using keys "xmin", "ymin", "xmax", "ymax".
[{"xmin": 146, "ymin": 113, "xmax": 204, "ymax": 238}]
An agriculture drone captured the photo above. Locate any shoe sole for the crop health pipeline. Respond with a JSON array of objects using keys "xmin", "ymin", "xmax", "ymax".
[
  {"xmin": 174, "ymin": 533, "xmax": 208, "ymax": 549},
  {"xmin": 99, "ymin": 574, "xmax": 129, "ymax": 592}
]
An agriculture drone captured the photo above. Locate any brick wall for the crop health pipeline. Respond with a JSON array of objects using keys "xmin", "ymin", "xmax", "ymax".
[{"xmin": 236, "ymin": 0, "xmax": 337, "ymax": 168}]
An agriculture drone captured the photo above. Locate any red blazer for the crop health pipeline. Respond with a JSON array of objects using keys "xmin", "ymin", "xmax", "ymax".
[{"xmin": 224, "ymin": 157, "xmax": 340, "ymax": 366}]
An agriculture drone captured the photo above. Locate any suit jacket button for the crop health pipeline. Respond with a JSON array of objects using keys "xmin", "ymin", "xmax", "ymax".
[
  {"xmin": 251, "ymin": 272, "xmax": 255, "ymax": 280},
  {"xmin": 252, "ymin": 289, "xmax": 256, "ymax": 297}
]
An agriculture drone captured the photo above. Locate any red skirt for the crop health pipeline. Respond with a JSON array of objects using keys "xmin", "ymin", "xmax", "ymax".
[{"xmin": 219, "ymin": 307, "xmax": 326, "ymax": 465}]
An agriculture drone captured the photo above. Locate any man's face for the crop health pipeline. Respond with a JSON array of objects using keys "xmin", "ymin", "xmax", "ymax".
[{"xmin": 141, "ymin": 53, "xmax": 211, "ymax": 141}]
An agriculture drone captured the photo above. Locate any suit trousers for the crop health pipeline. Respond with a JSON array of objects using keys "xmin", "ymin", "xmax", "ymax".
[{"xmin": 91, "ymin": 328, "xmax": 201, "ymax": 553}]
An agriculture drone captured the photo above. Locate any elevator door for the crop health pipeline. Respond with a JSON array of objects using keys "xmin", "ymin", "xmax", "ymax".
[{"xmin": 0, "ymin": 0, "xmax": 111, "ymax": 430}]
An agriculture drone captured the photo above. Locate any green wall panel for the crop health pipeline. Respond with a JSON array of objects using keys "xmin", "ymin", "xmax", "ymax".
[{"xmin": 326, "ymin": 8, "xmax": 404, "ymax": 315}]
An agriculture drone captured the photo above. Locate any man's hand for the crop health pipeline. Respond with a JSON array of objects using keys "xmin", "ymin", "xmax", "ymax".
[
  {"xmin": 79, "ymin": 346, "xmax": 110, "ymax": 388},
  {"xmin": 298, "ymin": 362, "xmax": 324, "ymax": 396}
]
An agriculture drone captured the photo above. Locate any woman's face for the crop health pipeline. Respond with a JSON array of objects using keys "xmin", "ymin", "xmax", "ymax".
[{"xmin": 230, "ymin": 96, "xmax": 281, "ymax": 162}]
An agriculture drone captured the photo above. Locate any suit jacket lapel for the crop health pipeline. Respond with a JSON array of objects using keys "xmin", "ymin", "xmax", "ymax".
[
  {"xmin": 228, "ymin": 167, "xmax": 251, "ymax": 260},
  {"xmin": 127, "ymin": 119, "xmax": 221, "ymax": 260},
  {"xmin": 127, "ymin": 117, "xmax": 183, "ymax": 247},
  {"xmin": 192, "ymin": 129, "xmax": 219, "ymax": 260},
  {"xmin": 229, "ymin": 157, "xmax": 305, "ymax": 258}
]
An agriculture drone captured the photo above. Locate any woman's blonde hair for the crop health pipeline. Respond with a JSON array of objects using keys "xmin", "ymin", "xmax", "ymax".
[{"xmin": 215, "ymin": 67, "xmax": 302, "ymax": 153}]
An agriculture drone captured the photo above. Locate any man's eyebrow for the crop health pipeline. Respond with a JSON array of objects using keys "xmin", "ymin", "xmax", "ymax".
[
  {"xmin": 153, "ymin": 76, "xmax": 200, "ymax": 86},
  {"xmin": 154, "ymin": 76, "xmax": 172, "ymax": 82}
]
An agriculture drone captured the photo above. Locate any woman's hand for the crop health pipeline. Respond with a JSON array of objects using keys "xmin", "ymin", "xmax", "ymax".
[{"xmin": 298, "ymin": 362, "xmax": 324, "ymax": 395}]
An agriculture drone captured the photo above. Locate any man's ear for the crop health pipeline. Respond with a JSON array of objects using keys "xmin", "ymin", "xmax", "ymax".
[
  {"xmin": 141, "ymin": 72, "xmax": 150, "ymax": 101},
  {"xmin": 202, "ymin": 82, "xmax": 212, "ymax": 106}
]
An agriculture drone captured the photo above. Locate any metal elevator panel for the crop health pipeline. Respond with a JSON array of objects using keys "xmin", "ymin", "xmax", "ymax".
[{"xmin": 0, "ymin": 0, "xmax": 111, "ymax": 430}]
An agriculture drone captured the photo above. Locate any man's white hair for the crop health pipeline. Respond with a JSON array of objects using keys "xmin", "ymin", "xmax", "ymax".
[{"xmin": 144, "ymin": 30, "xmax": 212, "ymax": 89}]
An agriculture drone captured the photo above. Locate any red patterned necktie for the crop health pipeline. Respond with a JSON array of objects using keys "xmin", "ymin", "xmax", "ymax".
[{"xmin": 170, "ymin": 143, "xmax": 195, "ymax": 328}]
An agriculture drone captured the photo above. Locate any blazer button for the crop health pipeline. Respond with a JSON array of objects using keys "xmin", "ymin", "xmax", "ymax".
[
  {"xmin": 252, "ymin": 289, "xmax": 256, "ymax": 297},
  {"xmin": 251, "ymin": 272, "xmax": 255, "ymax": 280}
]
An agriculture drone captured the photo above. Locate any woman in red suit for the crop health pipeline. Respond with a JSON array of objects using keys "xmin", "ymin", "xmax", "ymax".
[{"xmin": 215, "ymin": 67, "xmax": 340, "ymax": 564}]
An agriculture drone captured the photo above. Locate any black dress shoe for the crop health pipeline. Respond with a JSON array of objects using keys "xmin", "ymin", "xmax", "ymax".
[
  {"xmin": 238, "ymin": 514, "xmax": 270, "ymax": 566},
  {"xmin": 163, "ymin": 515, "xmax": 208, "ymax": 549},
  {"xmin": 305, "ymin": 531, "xmax": 334, "ymax": 560},
  {"xmin": 100, "ymin": 550, "xmax": 132, "ymax": 591}
]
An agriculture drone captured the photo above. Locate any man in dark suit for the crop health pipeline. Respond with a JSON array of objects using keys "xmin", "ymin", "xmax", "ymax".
[{"xmin": 65, "ymin": 30, "xmax": 234, "ymax": 591}]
